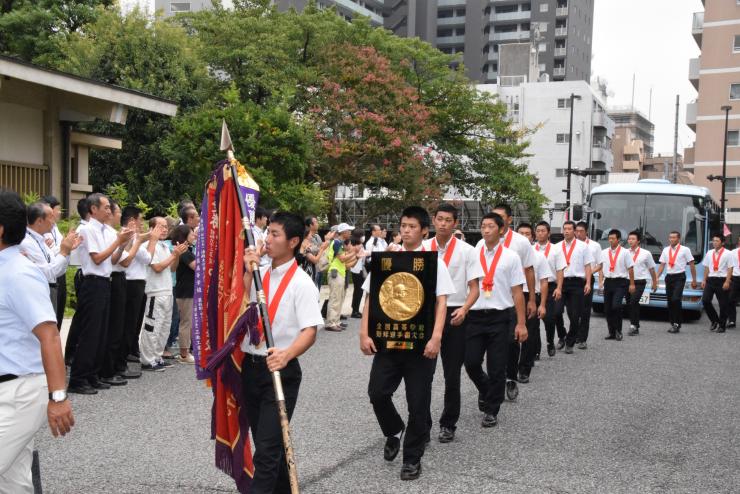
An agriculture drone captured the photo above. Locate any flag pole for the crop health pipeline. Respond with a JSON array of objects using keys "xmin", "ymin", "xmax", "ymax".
[{"xmin": 221, "ymin": 120, "xmax": 300, "ymax": 494}]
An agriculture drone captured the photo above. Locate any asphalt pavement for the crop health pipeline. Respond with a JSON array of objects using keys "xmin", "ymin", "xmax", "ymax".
[{"xmin": 36, "ymin": 298, "xmax": 740, "ymax": 493}]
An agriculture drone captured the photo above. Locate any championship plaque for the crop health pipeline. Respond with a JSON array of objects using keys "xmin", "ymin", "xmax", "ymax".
[{"xmin": 369, "ymin": 251, "xmax": 437, "ymax": 353}]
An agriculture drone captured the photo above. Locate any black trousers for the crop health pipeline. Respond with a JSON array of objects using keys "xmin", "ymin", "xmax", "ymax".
[
  {"xmin": 368, "ymin": 350, "xmax": 436, "ymax": 464},
  {"xmin": 69, "ymin": 276, "xmax": 111, "ymax": 387},
  {"xmin": 64, "ymin": 268, "xmax": 84, "ymax": 362},
  {"xmin": 464, "ymin": 308, "xmax": 512, "ymax": 417},
  {"xmin": 101, "ymin": 272, "xmax": 127, "ymax": 378},
  {"xmin": 579, "ymin": 275, "xmax": 595, "ymax": 342},
  {"xmin": 351, "ymin": 271, "xmax": 365, "ymax": 314},
  {"xmin": 626, "ymin": 280, "xmax": 647, "ymax": 328},
  {"xmin": 703, "ymin": 277, "xmax": 730, "ymax": 327},
  {"xmin": 665, "ymin": 273, "xmax": 686, "ymax": 326},
  {"xmin": 439, "ymin": 306, "xmax": 467, "ymax": 431},
  {"xmin": 604, "ymin": 278, "xmax": 628, "ymax": 336},
  {"xmin": 544, "ymin": 282, "xmax": 562, "ymax": 345},
  {"xmin": 729, "ymin": 276, "xmax": 740, "ymax": 324},
  {"xmin": 120, "ymin": 279, "xmax": 147, "ymax": 366},
  {"xmin": 553, "ymin": 277, "xmax": 585, "ymax": 346},
  {"xmin": 519, "ymin": 293, "xmax": 542, "ymax": 375},
  {"xmin": 241, "ymin": 356, "xmax": 301, "ymax": 494},
  {"xmin": 55, "ymin": 273, "xmax": 66, "ymax": 328}
]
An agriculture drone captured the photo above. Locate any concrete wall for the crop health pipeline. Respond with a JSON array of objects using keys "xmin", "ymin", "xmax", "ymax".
[{"xmin": 0, "ymin": 102, "xmax": 44, "ymax": 166}]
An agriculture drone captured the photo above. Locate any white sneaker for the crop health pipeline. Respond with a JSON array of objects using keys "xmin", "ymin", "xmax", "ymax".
[{"xmin": 177, "ymin": 353, "xmax": 195, "ymax": 364}]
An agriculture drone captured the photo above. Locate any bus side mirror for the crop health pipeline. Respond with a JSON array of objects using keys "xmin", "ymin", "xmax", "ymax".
[{"xmin": 571, "ymin": 204, "xmax": 584, "ymax": 222}]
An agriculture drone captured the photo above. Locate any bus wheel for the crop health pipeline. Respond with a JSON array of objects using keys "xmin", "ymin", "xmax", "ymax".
[
  {"xmin": 592, "ymin": 303, "xmax": 604, "ymax": 314},
  {"xmin": 683, "ymin": 310, "xmax": 701, "ymax": 321}
]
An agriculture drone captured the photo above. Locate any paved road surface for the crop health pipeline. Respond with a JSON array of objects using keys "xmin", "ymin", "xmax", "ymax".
[{"xmin": 37, "ymin": 305, "xmax": 740, "ymax": 493}]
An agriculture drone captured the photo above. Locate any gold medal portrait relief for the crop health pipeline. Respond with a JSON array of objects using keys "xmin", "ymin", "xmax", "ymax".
[{"xmin": 379, "ymin": 272, "xmax": 425, "ymax": 321}]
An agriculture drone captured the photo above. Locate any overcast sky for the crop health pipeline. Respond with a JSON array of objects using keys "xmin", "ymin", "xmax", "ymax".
[{"xmin": 125, "ymin": 0, "xmax": 701, "ymax": 154}]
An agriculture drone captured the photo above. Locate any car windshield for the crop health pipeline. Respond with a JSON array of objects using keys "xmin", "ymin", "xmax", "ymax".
[{"xmin": 589, "ymin": 193, "xmax": 705, "ymax": 260}]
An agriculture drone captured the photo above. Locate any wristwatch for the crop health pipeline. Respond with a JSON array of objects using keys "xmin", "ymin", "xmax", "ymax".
[{"xmin": 49, "ymin": 390, "xmax": 68, "ymax": 403}]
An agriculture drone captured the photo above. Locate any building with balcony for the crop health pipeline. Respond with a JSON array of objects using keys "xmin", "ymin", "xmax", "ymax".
[
  {"xmin": 607, "ymin": 107, "xmax": 655, "ymax": 173},
  {"xmin": 684, "ymin": 0, "xmax": 740, "ymax": 224}
]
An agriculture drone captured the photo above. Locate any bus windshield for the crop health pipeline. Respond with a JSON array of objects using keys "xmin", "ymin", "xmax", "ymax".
[{"xmin": 589, "ymin": 193, "xmax": 705, "ymax": 259}]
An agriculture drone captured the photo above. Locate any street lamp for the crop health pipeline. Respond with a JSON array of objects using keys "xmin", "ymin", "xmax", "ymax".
[
  {"xmin": 565, "ymin": 93, "xmax": 582, "ymax": 217},
  {"xmin": 720, "ymin": 105, "xmax": 732, "ymax": 224}
]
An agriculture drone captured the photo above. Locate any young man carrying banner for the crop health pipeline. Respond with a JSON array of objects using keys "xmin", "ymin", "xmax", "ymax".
[
  {"xmin": 360, "ymin": 206, "xmax": 454, "ymax": 481},
  {"xmin": 241, "ymin": 212, "xmax": 323, "ymax": 493},
  {"xmin": 423, "ymin": 203, "xmax": 482, "ymax": 444}
]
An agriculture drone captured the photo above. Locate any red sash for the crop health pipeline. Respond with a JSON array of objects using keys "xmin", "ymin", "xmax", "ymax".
[
  {"xmin": 631, "ymin": 247, "xmax": 640, "ymax": 262},
  {"xmin": 431, "ymin": 236, "xmax": 456, "ymax": 267},
  {"xmin": 562, "ymin": 240, "xmax": 576, "ymax": 266},
  {"xmin": 257, "ymin": 260, "xmax": 299, "ymax": 337},
  {"xmin": 667, "ymin": 244, "xmax": 681, "ymax": 269},
  {"xmin": 713, "ymin": 248, "xmax": 724, "ymax": 272},
  {"xmin": 503, "ymin": 229, "xmax": 513, "ymax": 248},
  {"xmin": 480, "ymin": 245, "xmax": 504, "ymax": 297},
  {"xmin": 536, "ymin": 242, "xmax": 551, "ymax": 258},
  {"xmin": 608, "ymin": 246, "xmax": 621, "ymax": 273}
]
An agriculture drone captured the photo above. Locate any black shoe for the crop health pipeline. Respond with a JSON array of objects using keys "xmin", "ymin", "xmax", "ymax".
[
  {"xmin": 547, "ymin": 344, "xmax": 555, "ymax": 357},
  {"xmin": 717, "ymin": 326, "xmax": 726, "ymax": 333},
  {"xmin": 710, "ymin": 322, "xmax": 718, "ymax": 332},
  {"xmin": 126, "ymin": 354, "xmax": 139, "ymax": 363},
  {"xmin": 564, "ymin": 345, "xmax": 574, "ymax": 354},
  {"xmin": 505, "ymin": 380, "xmax": 519, "ymax": 401},
  {"xmin": 616, "ymin": 332, "xmax": 623, "ymax": 341},
  {"xmin": 668, "ymin": 324, "xmax": 680, "ymax": 334},
  {"xmin": 577, "ymin": 341, "xmax": 588, "ymax": 350},
  {"xmin": 628, "ymin": 326, "xmax": 639, "ymax": 336},
  {"xmin": 481, "ymin": 413, "xmax": 498, "ymax": 428},
  {"xmin": 340, "ymin": 322, "xmax": 348, "ymax": 328},
  {"xmin": 518, "ymin": 372, "xmax": 530, "ymax": 384},
  {"xmin": 438, "ymin": 427, "xmax": 455, "ymax": 443},
  {"xmin": 384, "ymin": 427, "xmax": 404, "ymax": 461},
  {"xmin": 604, "ymin": 334, "xmax": 617, "ymax": 340},
  {"xmin": 88, "ymin": 379, "xmax": 111, "ymax": 390},
  {"xmin": 340, "ymin": 315, "xmax": 348, "ymax": 321},
  {"xmin": 350, "ymin": 311, "xmax": 362, "ymax": 318},
  {"xmin": 400, "ymin": 462, "xmax": 421, "ymax": 481},
  {"xmin": 99, "ymin": 375, "xmax": 127, "ymax": 386},
  {"xmin": 158, "ymin": 360, "xmax": 175, "ymax": 368},
  {"xmin": 728, "ymin": 321, "xmax": 736, "ymax": 329},
  {"xmin": 118, "ymin": 367, "xmax": 142, "ymax": 379},
  {"xmin": 68, "ymin": 383, "xmax": 98, "ymax": 395},
  {"xmin": 534, "ymin": 353, "xmax": 540, "ymax": 361},
  {"xmin": 556, "ymin": 340, "xmax": 565, "ymax": 350}
]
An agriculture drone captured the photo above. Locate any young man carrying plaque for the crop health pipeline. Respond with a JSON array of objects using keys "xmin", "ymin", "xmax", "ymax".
[
  {"xmin": 465, "ymin": 212, "xmax": 527, "ymax": 429},
  {"xmin": 359, "ymin": 206, "xmax": 455, "ymax": 481},
  {"xmin": 423, "ymin": 203, "xmax": 483, "ymax": 444}
]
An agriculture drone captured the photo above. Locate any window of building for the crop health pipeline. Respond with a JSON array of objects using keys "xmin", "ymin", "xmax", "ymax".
[
  {"xmin": 731, "ymin": 83, "xmax": 740, "ymax": 100},
  {"xmin": 437, "ymin": 28, "xmax": 453, "ymax": 37},
  {"xmin": 557, "ymin": 98, "xmax": 571, "ymax": 108},
  {"xmin": 456, "ymin": 27, "xmax": 465, "ymax": 36},
  {"xmin": 539, "ymin": 22, "xmax": 548, "ymax": 32},
  {"xmin": 729, "ymin": 130, "xmax": 740, "ymax": 146},
  {"xmin": 170, "ymin": 2, "xmax": 190, "ymax": 12},
  {"xmin": 727, "ymin": 177, "xmax": 740, "ymax": 193},
  {"xmin": 522, "ymin": 3, "xmax": 531, "ymax": 12},
  {"xmin": 539, "ymin": 42, "xmax": 547, "ymax": 52},
  {"xmin": 540, "ymin": 3, "xmax": 549, "ymax": 12},
  {"xmin": 438, "ymin": 9, "xmax": 454, "ymax": 18},
  {"xmin": 539, "ymin": 63, "xmax": 547, "ymax": 71},
  {"xmin": 496, "ymin": 5, "xmax": 516, "ymax": 13},
  {"xmin": 456, "ymin": 8, "xmax": 466, "ymax": 16},
  {"xmin": 734, "ymin": 35, "xmax": 740, "ymax": 52},
  {"xmin": 556, "ymin": 133, "xmax": 570, "ymax": 144},
  {"xmin": 555, "ymin": 169, "xmax": 568, "ymax": 177}
]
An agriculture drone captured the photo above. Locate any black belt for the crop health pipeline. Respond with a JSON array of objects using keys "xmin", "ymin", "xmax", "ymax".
[
  {"xmin": 48, "ymin": 283, "xmax": 57, "ymax": 288},
  {"xmin": 634, "ymin": 279, "xmax": 647, "ymax": 284},
  {"xmin": 0, "ymin": 374, "xmax": 18, "ymax": 384},
  {"xmin": 470, "ymin": 308, "xmax": 512, "ymax": 315},
  {"xmin": 83, "ymin": 274, "xmax": 110, "ymax": 281},
  {"xmin": 111, "ymin": 272, "xmax": 126, "ymax": 278},
  {"xmin": 665, "ymin": 273, "xmax": 686, "ymax": 277},
  {"xmin": 564, "ymin": 276, "xmax": 585, "ymax": 280}
]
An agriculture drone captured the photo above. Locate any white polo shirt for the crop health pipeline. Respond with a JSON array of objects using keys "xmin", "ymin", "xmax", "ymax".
[
  {"xmin": 145, "ymin": 242, "xmax": 173, "ymax": 296},
  {"xmin": 584, "ymin": 238, "xmax": 602, "ymax": 270},
  {"xmin": 629, "ymin": 247, "xmax": 655, "ymax": 281},
  {"xmin": 732, "ymin": 248, "xmax": 740, "ymax": 276},
  {"xmin": 470, "ymin": 243, "xmax": 525, "ymax": 311},
  {"xmin": 476, "ymin": 229, "xmax": 534, "ymax": 269},
  {"xmin": 659, "ymin": 244, "xmax": 694, "ymax": 275},
  {"xmin": 0, "ymin": 246, "xmax": 57, "ymax": 375},
  {"xmin": 423, "ymin": 236, "xmax": 482, "ymax": 307},
  {"xmin": 361, "ymin": 244, "xmax": 456, "ymax": 299},
  {"xmin": 524, "ymin": 249, "xmax": 553, "ymax": 294},
  {"xmin": 44, "ymin": 223, "xmax": 63, "ymax": 256},
  {"xmin": 556, "ymin": 238, "xmax": 594, "ymax": 279},
  {"xmin": 78, "ymin": 218, "xmax": 115, "ymax": 277},
  {"xmin": 20, "ymin": 228, "xmax": 69, "ymax": 283},
  {"xmin": 68, "ymin": 219, "xmax": 88, "ymax": 267},
  {"xmin": 107, "ymin": 225, "xmax": 130, "ymax": 273},
  {"xmin": 701, "ymin": 248, "xmax": 733, "ymax": 279},
  {"xmin": 241, "ymin": 259, "xmax": 323, "ymax": 356},
  {"xmin": 126, "ymin": 243, "xmax": 153, "ymax": 281},
  {"xmin": 534, "ymin": 242, "xmax": 566, "ymax": 283},
  {"xmin": 600, "ymin": 246, "xmax": 634, "ymax": 279}
]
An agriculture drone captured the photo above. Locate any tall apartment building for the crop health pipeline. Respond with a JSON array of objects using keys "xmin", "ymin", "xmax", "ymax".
[
  {"xmin": 686, "ymin": 0, "xmax": 740, "ymax": 223},
  {"xmin": 608, "ymin": 107, "xmax": 655, "ymax": 173},
  {"xmin": 156, "ymin": 0, "xmax": 594, "ymax": 84}
]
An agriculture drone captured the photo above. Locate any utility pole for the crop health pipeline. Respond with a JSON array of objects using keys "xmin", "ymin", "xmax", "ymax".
[
  {"xmin": 721, "ymin": 105, "xmax": 732, "ymax": 224},
  {"xmin": 672, "ymin": 95, "xmax": 679, "ymax": 183},
  {"xmin": 565, "ymin": 92, "xmax": 582, "ymax": 215}
]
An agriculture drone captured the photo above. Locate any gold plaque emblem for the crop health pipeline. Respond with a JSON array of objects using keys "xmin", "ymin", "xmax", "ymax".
[{"xmin": 379, "ymin": 272, "xmax": 424, "ymax": 321}]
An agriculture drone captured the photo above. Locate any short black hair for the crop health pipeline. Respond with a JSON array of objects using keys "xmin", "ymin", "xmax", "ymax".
[
  {"xmin": 255, "ymin": 206, "xmax": 269, "ymax": 220},
  {"xmin": 562, "ymin": 220, "xmax": 576, "ymax": 230},
  {"xmin": 269, "ymin": 211, "xmax": 305, "ymax": 256},
  {"xmin": 109, "ymin": 199, "xmax": 119, "ymax": 213},
  {"xmin": 400, "ymin": 206, "xmax": 430, "ymax": 230},
  {"xmin": 608, "ymin": 229, "xmax": 621, "ymax": 239},
  {"xmin": 575, "ymin": 221, "xmax": 588, "ymax": 231},
  {"xmin": 434, "ymin": 203, "xmax": 458, "ymax": 221},
  {"xmin": 180, "ymin": 206, "xmax": 197, "ymax": 224},
  {"xmin": 27, "ymin": 202, "xmax": 48, "ymax": 225},
  {"xmin": 87, "ymin": 193, "xmax": 107, "ymax": 211},
  {"xmin": 493, "ymin": 204, "xmax": 513, "ymax": 218},
  {"xmin": 370, "ymin": 223, "xmax": 381, "ymax": 232},
  {"xmin": 712, "ymin": 232, "xmax": 724, "ymax": 242},
  {"xmin": 628, "ymin": 230, "xmax": 641, "ymax": 241},
  {"xmin": 516, "ymin": 222, "xmax": 533, "ymax": 233},
  {"xmin": 171, "ymin": 224, "xmax": 193, "ymax": 245},
  {"xmin": 535, "ymin": 220, "xmax": 551, "ymax": 232},
  {"xmin": 41, "ymin": 195, "xmax": 60, "ymax": 208},
  {"xmin": 0, "ymin": 189, "xmax": 28, "ymax": 246},
  {"xmin": 482, "ymin": 212, "xmax": 504, "ymax": 229},
  {"xmin": 669, "ymin": 231, "xmax": 681, "ymax": 238},
  {"xmin": 304, "ymin": 216, "xmax": 317, "ymax": 228},
  {"xmin": 121, "ymin": 206, "xmax": 142, "ymax": 227},
  {"xmin": 77, "ymin": 197, "xmax": 90, "ymax": 219}
]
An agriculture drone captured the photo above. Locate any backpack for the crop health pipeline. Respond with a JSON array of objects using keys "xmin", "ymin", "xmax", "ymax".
[{"xmin": 316, "ymin": 244, "xmax": 332, "ymax": 272}]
